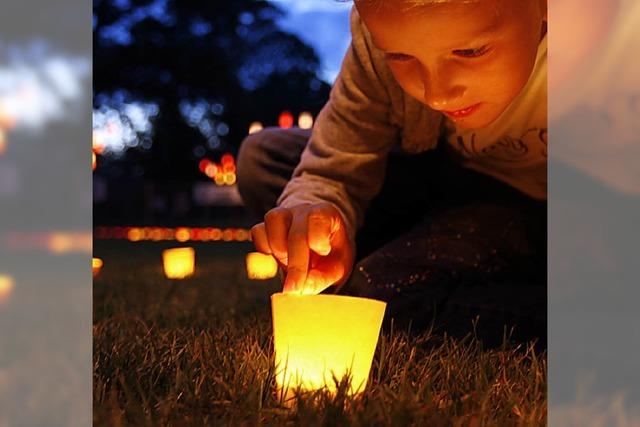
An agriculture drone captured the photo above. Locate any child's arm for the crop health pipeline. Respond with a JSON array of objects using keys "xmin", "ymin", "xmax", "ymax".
[
  {"xmin": 277, "ymin": 8, "xmax": 400, "ymax": 241},
  {"xmin": 254, "ymin": 8, "xmax": 402, "ymax": 293}
]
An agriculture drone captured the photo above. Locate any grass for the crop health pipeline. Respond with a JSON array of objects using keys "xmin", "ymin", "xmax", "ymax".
[{"xmin": 93, "ymin": 240, "xmax": 546, "ymax": 426}]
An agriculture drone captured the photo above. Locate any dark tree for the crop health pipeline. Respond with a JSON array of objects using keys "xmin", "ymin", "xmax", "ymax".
[{"xmin": 93, "ymin": 0, "xmax": 331, "ymax": 181}]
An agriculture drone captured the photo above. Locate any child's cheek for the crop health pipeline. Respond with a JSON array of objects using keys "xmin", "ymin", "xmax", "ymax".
[{"xmin": 387, "ymin": 62, "xmax": 427, "ymax": 104}]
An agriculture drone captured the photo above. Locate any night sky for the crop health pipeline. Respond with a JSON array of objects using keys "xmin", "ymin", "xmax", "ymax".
[{"xmin": 269, "ymin": 0, "xmax": 352, "ymax": 84}]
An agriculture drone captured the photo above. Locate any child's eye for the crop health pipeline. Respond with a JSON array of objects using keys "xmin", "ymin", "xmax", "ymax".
[
  {"xmin": 384, "ymin": 52, "xmax": 414, "ymax": 62},
  {"xmin": 453, "ymin": 45, "xmax": 489, "ymax": 58}
]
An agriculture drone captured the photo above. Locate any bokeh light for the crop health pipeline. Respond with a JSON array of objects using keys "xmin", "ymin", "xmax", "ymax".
[
  {"xmin": 298, "ymin": 111, "xmax": 313, "ymax": 129},
  {"xmin": 248, "ymin": 121, "xmax": 263, "ymax": 134},
  {"xmin": 278, "ymin": 111, "xmax": 294, "ymax": 129}
]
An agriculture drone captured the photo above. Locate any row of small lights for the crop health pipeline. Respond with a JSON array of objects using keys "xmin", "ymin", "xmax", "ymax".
[
  {"xmin": 94, "ymin": 226, "xmax": 253, "ymax": 242},
  {"xmin": 248, "ymin": 111, "xmax": 314, "ymax": 135},
  {"xmin": 93, "ymin": 249, "xmax": 278, "ymax": 281}
]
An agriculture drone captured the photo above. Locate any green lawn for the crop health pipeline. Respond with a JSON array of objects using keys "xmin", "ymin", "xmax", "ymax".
[{"xmin": 93, "ymin": 240, "xmax": 546, "ymax": 426}]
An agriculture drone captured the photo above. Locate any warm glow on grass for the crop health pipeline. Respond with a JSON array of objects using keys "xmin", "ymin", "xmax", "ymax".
[
  {"xmin": 246, "ymin": 252, "xmax": 278, "ymax": 280},
  {"xmin": 162, "ymin": 247, "xmax": 195, "ymax": 279},
  {"xmin": 271, "ymin": 293, "xmax": 386, "ymax": 402}
]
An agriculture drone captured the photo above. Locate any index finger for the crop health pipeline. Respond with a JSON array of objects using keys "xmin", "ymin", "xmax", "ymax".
[{"xmin": 283, "ymin": 212, "xmax": 310, "ymax": 293}]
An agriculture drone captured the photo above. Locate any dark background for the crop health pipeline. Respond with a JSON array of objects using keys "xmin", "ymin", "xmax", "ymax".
[{"xmin": 93, "ymin": 0, "xmax": 344, "ymax": 225}]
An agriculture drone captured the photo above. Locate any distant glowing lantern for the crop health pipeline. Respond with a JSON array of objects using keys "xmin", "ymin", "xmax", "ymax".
[
  {"xmin": 127, "ymin": 227, "xmax": 142, "ymax": 242},
  {"xmin": 222, "ymin": 229, "xmax": 234, "ymax": 241},
  {"xmin": 175, "ymin": 227, "xmax": 190, "ymax": 242},
  {"xmin": 214, "ymin": 173, "xmax": 225, "ymax": 186},
  {"xmin": 204, "ymin": 163, "xmax": 218, "ymax": 178},
  {"xmin": 246, "ymin": 252, "xmax": 278, "ymax": 279},
  {"xmin": 162, "ymin": 247, "xmax": 195, "ymax": 279},
  {"xmin": 199, "ymin": 158, "xmax": 212, "ymax": 173},
  {"xmin": 248, "ymin": 121, "xmax": 263, "ymax": 134},
  {"xmin": 221, "ymin": 153, "xmax": 235, "ymax": 166},
  {"xmin": 278, "ymin": 111, "xmax": 294, "ymax": 129},
  {"xmin": 150, "ymin": 228, "xmax": 163, "ymax": 241},
  {"xmin": 0, "ymin": 274, "xmax": 14, "ymax": 304},
  {"xmin": 271, "ymin": 293, "xmax": 386, "ymax": 402},
  {"xmin": 298, "ymin": 111, "xmax": 314, "ymax": 129},
  {"xmin": 210, "ymin": 228, "xmax": 222, "ymax": 241},
  {"xmin": 92, "ymin": 152, "xmax": 97, "ymax": 170},
  {"xmin": 223, "ymin": 172, "xmax": 236, "ymax": 185},
  {"xmin": 92, "ymin": 258, "xmax": 103, "ymax": 277}
]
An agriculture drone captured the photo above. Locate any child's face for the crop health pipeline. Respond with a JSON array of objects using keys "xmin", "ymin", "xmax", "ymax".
[{"xmin": 356, "ymin": 0, "xmax": 546, "ymax": 129}]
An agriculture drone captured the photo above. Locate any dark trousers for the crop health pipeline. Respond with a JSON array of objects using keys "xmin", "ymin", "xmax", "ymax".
[{"xmin": 238, "ymin": 127, "xmax": 546, "ymax": 347}]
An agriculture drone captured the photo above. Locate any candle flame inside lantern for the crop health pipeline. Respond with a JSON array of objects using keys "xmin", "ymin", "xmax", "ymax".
[
  {"xmin": 246, "ymin": 252, "xmax": 278, "ymax": 280},
  {"xmin": 92, "ymin": 258, "xmax": 103, "ymax": 277},
  {"xmin": 271, "ymin": 293, "xmax": 386, "ymax": 403},
  {"xmin": 162, "ymin": 247, "xmax": 195, "ymax": 279}
]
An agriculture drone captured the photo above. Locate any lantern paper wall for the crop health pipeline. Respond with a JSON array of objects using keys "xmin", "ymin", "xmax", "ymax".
[
  {"xmin": 162, "ymin": 247, "xmax": 195, "ymax": 279},
  {"xmin": 92, "ymin": 257, "xmax": 103, "ymax": 277},
  {"xmin": 271, "ymin": 293, "xmax": 386, "ymax": 401},
  {"xmin": 246, "ymin": 252, "xmax": 278, "ymax": 280}
]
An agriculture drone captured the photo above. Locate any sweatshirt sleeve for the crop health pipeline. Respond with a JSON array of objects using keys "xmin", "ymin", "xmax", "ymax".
[{"xmin": 277, "ymin": 7, "xmax": 401, "ymax": 242}]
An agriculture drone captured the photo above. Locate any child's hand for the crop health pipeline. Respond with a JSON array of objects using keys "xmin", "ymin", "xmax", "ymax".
[{"xmin": 251, "ymin": 203, "xmax": 354, "ymax": 295}]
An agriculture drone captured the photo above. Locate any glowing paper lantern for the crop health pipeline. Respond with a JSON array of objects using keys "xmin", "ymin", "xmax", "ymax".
[
  {"xmin": 271, "ymin": 293, "xmax": 386, "ymax": 402},
  {"xmin": 0, "ymin": 274, "xmax": 14, "ymax": 304},
  {"xmin": 92, "ymin": 258, "xmax": 103, "ymax": 277},
  {"xmin": 298, "ymin": 111, "xmax": 314, "ymax": 129},
  {"xmin": 278, "ymin": 111, "xmax": 294, "ymax": 129},
  {"xmin": 162, "ymin": 247, "xmax": 195, "ymax": 279},
  {"xmin": 246, "ymin": 252, "xmax": 278, "ymax": 280},
  {"xmin": 248, "ymin": 121, "xmax": 263, "ymax": 134}
]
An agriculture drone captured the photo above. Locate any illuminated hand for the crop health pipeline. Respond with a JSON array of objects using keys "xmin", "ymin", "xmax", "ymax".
[{"xmin": 251, "ymin": 203, "xmax": 355, "ymax": 295}]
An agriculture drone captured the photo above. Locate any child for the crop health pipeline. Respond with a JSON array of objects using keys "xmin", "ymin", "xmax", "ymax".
[{"xmin": 238, "ymin": 0, "xmax": 547, "ymax": 344}]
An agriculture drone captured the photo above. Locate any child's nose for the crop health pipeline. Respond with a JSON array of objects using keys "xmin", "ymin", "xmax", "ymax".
[{"xmin": 420, "ymin": 65, "xmax": 465, "ymax": 110}]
